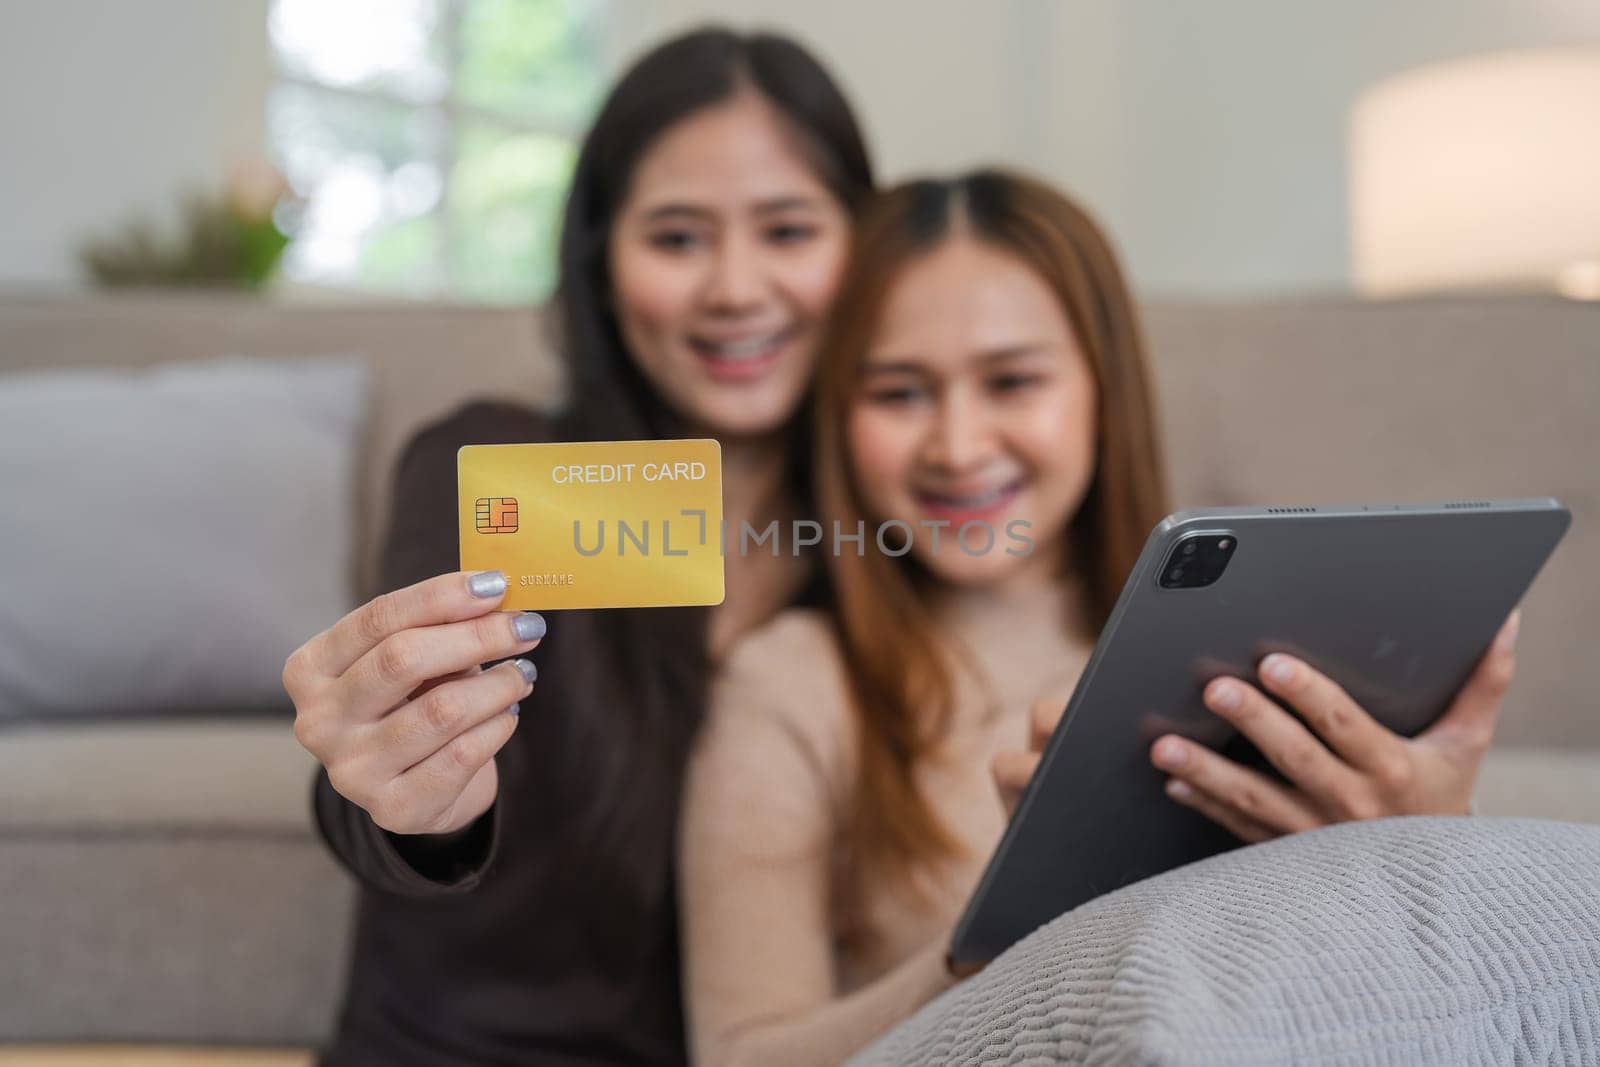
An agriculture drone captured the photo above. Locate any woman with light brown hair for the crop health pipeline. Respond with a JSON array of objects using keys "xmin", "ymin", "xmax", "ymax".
[{"xmin": 678, "ymin": 169, "xmax": 1521, "ymax": 1066}]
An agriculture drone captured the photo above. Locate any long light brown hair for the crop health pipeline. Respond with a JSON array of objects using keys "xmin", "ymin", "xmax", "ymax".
[{"xmin": 814, "ymin": 169, "xmax": 1169, "ymax": 896}]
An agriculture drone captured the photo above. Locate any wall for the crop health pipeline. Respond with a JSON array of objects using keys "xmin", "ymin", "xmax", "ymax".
[
  {"xmin": 615, "ymin": 0, "xmax": 1600, "ymax": 296},
  {"xmin": 0, "ymin": 1, "xmax": 270, "ymax": 288},
  {"xmin": 2, "ymin": 0, "xmax": 1597, "ymax": 295},
  {"xmin": 1098, "ymin": 0, "xmax": 1600, "ymax": 295}
]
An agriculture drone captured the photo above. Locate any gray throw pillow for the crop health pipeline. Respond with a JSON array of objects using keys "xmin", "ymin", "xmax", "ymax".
[
  {"xmin": 0, "ymin": 356, "xmax": 368, "ymax": 719},
  {"xmin": 854, "ymin": 816, "xmax": 1600, "ymax": 1065}
]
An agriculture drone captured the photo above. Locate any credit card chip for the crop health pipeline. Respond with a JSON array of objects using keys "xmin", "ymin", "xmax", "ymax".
[{"xmin": 475, "ymin": 496, "xmax": 519, "ymax": 534}]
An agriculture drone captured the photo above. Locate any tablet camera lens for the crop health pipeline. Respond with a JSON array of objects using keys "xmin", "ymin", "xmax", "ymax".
[{"xmin": 1162, "ymin": 533, "xmax": 1236, "ymax": 588}]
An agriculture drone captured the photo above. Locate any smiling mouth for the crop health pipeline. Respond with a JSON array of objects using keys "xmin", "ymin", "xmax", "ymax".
[
  {"xmin": 688, "ymin": 326, "xmax": 799, "ymax": 367},
  {"xmin": 914, "ymin": 479, "xmax": 1024, "ymax": 521}
]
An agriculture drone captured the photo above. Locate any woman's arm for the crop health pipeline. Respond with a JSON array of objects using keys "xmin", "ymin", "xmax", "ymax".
[
  {"xmin": 312, "ymin": 766, "xmax": 498, "ymax": 894},
  {"xmin": 680, "ymin": 623, "xmax": 958, "ymax": 1067},
  {"xmin": 301, "ymin": 403, "xmax": 546, "ymax": 895}
]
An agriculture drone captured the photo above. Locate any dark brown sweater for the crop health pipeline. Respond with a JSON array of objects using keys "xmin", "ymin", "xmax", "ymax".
[{"xmin": 313, "ymin": 402, "xmax": 688, "ymax": 1066}]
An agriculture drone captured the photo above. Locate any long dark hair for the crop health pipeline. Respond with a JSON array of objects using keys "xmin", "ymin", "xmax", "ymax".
[
  {"xmin": 814, "ymin": 170, "xmax": 1166, "ymax": 910},
  {"xmin": 539, "ymin": 27, "xmax": 873, "ymax": 949}
]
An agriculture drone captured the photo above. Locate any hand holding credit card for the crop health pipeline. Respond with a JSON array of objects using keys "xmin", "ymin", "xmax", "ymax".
[{"xmin": 458, "ymin": 439, "xmax": 725, "ymax": 610}]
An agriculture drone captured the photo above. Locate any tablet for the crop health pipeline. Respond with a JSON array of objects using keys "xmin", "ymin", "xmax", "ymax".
[{"xmin": 949, "ymin": 498, "xmax": 1571, "ymax": 965}]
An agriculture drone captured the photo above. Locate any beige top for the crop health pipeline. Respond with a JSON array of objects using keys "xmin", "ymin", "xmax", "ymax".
[{"xmin": 679, "ymin": 580, "xmax": 1093, "ymax": 1067}]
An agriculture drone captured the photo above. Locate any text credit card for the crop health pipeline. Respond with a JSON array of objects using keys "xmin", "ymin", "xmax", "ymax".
[{"xmin": 458, "ymin": 439, "xmax": 725, "ymax": 610}]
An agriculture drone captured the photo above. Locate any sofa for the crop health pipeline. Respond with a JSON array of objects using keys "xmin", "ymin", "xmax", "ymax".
[{"xmin": 0, "ymin": 292, "xmax": 1595, "ymax": 1060}]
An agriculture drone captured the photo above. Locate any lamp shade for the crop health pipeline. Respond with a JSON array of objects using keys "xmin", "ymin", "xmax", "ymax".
[{"xmin": 1350, "ymin": 47, "xmax": 1600, "ymax": 298}]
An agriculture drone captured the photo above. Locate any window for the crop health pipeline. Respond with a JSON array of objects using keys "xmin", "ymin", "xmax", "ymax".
[{"xmin": 268, "ymin": 0, "xmax": 605, "ymax": 302}]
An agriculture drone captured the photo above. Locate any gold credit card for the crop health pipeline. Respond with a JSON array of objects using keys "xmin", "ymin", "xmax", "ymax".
[{"xmin": 458, "ymin": 439, "xmax": 725, "ymax": 610}]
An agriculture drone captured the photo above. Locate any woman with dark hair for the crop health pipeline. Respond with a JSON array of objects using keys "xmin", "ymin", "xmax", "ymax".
[
  {"xmin": 283, "ymin": 27, "xmax": 874, "ymax": 1066},
  {"xmin": 680, "ymin": 170, "xmax": 1518, "ymax": 1065}
]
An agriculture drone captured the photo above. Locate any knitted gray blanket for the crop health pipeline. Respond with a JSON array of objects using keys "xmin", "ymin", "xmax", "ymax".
[{"xmin": 852, "ymin": 817, "xmax": 1600, "ymax": 1066}]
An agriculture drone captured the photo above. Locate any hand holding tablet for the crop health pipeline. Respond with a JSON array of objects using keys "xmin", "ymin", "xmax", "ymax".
[
  {"xmin": 999, "ymin": 610, "xmax": 1518, "ymax": 842},
  {"xmin": 1151, "ymin": 610, "xmax": 1520, "ymax": 842},
  {"xmin": 954, "ymin": 498, "xmax": 1570, "ymax": 965}
]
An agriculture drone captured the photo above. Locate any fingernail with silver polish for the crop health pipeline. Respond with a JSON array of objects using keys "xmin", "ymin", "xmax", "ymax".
[
  {"xmin": 513, "ymin": 612, "xmax": 547, "ymax": 642},
  {"xmin": 507, "ymin": 702, "xmax": 521, "ymax": 717},
  {"xmin": 469, "ymin": 571, "xmax": 507, "ymax": 598},
  {"xmin": 510, "ymin": 658, "xmax": 537, "ymax": 685}
]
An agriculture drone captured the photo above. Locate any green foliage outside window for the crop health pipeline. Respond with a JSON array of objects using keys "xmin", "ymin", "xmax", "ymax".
[{"xmin": 270, "ymin": 0, "xmax": 603, "ymax": 302}]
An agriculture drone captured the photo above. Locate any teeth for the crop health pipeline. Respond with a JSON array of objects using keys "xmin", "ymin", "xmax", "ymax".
[
  {"xmin": 926, "ymin": 484, "xmax": 1014, "ymax": 509},
  {"xmin": 702, "ymin": 333, "xmax": 781, "ymax": 361}
]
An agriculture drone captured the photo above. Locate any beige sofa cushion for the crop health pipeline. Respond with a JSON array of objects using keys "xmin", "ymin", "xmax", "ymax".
[{"xmin": 0, "ymin": 720, "xmax": 317, "ymax": 831}]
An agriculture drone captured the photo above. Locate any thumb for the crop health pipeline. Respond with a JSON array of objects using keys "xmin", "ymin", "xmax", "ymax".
[
  {"xmin": 991, "ymin": 749, "xmax": 1040, "ymax": 816},
  {"xmin": 1028, "ymin": 696, "xmax": 1065, "ymax": 754}
]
